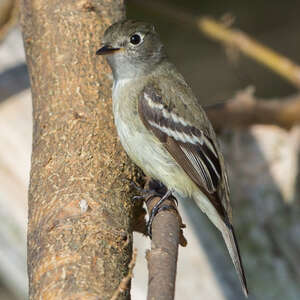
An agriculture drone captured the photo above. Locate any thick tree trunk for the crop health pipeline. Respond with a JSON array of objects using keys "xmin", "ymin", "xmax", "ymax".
[{"xmin": 20, "ymin": 1, "xmax": 138, "ymax": 299}]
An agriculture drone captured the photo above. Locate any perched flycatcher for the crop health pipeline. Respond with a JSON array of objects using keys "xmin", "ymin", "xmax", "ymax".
[{"xmin": 96, "ymin": 20, "xmax": 248, "ymax": 297}]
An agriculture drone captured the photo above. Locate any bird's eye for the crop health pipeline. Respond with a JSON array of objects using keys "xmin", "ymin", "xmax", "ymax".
[{"xmin": 130, "ymin": 34, "xmax": 141, "ymax": 45}]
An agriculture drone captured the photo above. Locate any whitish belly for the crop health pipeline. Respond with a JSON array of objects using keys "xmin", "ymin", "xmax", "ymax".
[
  {"xmin": 112, "ymin": 79, "xmax": 196, "ymax": 197},
  {"xmin": 115, "ymin": 114, "xmax": 196, "ymax": 197}
]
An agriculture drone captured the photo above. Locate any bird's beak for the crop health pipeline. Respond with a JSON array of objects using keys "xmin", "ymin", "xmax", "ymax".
[{"xmin": 96, "ymin": 45, "xmax": 121, "ymax": 55}]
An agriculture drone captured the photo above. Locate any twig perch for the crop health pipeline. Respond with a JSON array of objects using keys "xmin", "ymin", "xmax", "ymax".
[{"xmin": 144, "ymin": 180, "xmax": 186, "ymax": 300}]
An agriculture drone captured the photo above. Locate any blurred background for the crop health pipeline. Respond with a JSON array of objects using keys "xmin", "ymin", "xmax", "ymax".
[{"xmin": 1, "ymin": 0, "xmax": 300, "ymax": 299}]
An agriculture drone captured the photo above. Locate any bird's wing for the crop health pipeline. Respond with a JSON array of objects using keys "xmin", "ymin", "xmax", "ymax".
[
  {"xmin": 138, "ymin": 84, "xmax": 229, "ymax": 221},
  {"xmin": 139, "ymin": 84, "xmax": 248, "ymax": 296}
]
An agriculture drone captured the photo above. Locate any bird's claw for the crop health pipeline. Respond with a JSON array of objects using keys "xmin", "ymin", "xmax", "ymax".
[
  {"xmin": 131, "ymin": 181, "xmax": 161, "ymax": 202},
  {"xmin": 131, "ymin": 181, "xmax": 178, "ymax": 238},
  {"xmin": 146, "ymin": 189, "xmax": 174, "ymax": 238}
]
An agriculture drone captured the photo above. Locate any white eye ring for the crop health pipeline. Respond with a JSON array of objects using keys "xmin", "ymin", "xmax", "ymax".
[{"xmin": 129, "ymin": 33, "xmax": 143, "ymax": 45}]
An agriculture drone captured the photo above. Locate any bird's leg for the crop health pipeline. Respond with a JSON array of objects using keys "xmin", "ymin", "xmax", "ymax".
[
  {"xmin": 131, "ymin": 180, "xmax": 162, "ymax": 201},
  {"xmin": 132, "ymin": 180, "xmax": 178, "ymax": 237},
  {"xmin": 146, "ymin": 188, "xmax": 176, "ymax": 238}
]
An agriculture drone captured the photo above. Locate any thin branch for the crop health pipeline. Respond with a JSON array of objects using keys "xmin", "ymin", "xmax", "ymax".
[
  {"xmin": 205, "ymin": 87, "xmax": 300, "ymax": 130},
  {"xmin": 144, "ymin": 180, "xmax": 186, "ymax": 300},
  {"xmin": 131, "ymin": 0, "xmax": 300, "ymax": 88},
  {"xmin": 197, "ymin": 17, "xmax": 300, "ymax": 89},
  {"xmin": 111, "ymin": 249, "xmax": 138, "ymax": 300},
  {"xmin": 0, "ymin": 0, "xmax": 18, "ymax": 43}
]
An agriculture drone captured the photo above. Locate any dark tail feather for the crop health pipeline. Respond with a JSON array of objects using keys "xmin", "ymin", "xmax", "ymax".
[{"xmin": 222, "ymin": 224, "xmax": 249, "ymax": 297}]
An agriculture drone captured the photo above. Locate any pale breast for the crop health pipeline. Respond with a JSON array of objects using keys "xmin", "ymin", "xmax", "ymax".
[
  {"xmin": 112, "ymin": 79, "xmax": 196, "ymax": 197},
  {"xmin": 113, "ymin": 79, "xmax": 171, "ymax": 177}
]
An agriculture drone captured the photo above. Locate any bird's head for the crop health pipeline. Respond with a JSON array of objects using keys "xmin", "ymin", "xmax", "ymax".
[{"xmin": 96, "ymin": 20, "xmax": 166, "ymax": 81}]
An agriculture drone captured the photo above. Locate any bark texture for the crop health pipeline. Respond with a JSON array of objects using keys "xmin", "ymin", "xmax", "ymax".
[{"xmin": 20, "ymin": 1, "xmax": 139, "ymax": 299}]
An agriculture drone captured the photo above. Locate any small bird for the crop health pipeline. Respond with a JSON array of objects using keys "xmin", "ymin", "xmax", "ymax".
[{"xmin": 96, "ymin": 20, "xmax": 248, "ymax": 297}]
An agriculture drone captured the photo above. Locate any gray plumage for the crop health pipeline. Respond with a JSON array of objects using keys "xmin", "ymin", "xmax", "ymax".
[{"xmin": 97, "ymin": 19, "xmax": 248, "ymax": 297}]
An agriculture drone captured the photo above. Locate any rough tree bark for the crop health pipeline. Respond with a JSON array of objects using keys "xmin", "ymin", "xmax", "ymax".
[{"xmin": 20, "ymin": 1, "xmax": 140, "ymax": 299}]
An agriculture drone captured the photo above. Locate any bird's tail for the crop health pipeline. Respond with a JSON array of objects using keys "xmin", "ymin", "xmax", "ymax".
[
  {"xmin": 222, "ymin": 224, "xmax": 248, "ymax": 297},
  {"xmin": 192, "ymin": 192, "xmax": 248, "ymax": 297}
]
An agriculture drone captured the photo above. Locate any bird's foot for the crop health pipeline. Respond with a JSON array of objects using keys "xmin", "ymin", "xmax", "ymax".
[
  {"xmin": 130, "ymin": 180, "xmax": 163, "ymax": 202},
  {"xmin": 146, "ymin": 188, "xmax": 176, "ymax": 238},
  {"xmin": 131, "ymin": 180, "xmax": 178, "ymax": 238}
]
